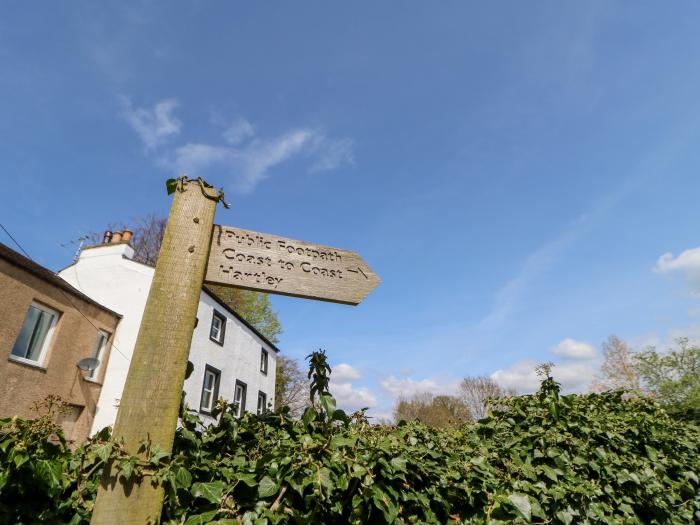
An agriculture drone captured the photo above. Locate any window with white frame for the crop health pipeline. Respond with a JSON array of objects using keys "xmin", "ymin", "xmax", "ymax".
[
  {"xmin": 257, "ymin": 391, "xmax": 267, "ymax": 415},
  {"xmin": 260, "ymin": 348, "xmax": 268, "ymax": 374},
  {"xmin": 210, "ymin": 310, "xmax": 226, "ymax": 345},
  {"xmin": 200, "ymin": 365, "xmax": 221, "ymax": 414},
  {"xmin": 234, "ymin": 380, "xmax": 247, "ymax": 417},
  {"xmin": 86, "ymin": 330, "xmax": 110, "ymax": 380},
  {"xmin": 11, "ymin": 303, "xmax": 59, "ymax": 365}
]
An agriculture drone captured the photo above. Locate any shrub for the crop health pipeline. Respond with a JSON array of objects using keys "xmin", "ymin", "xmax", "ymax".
[{"xmin": 1, "ymin": 369, "xmax": 699, "ymax": 523}]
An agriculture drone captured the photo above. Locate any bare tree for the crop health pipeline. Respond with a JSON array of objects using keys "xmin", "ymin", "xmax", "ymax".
[
  {"xmin": 590, "ymin": 335, "xmax": 641, "ymax": 392},
  {"xmin": 84, "ymin": 214, "xmax": 166, "ymax": 266},
  {"xmin": 129, "ymin": 214, "xmax": 167, "ymax": 266},
  {"xmin": 274, "ymin": 355, "xmax": 309, "ymax": 418},
  {"xmin": 393, "ymin": 392, "xmax": 470, "ymax": 428},
  {"xmin": 458, "ymin": 376, "xmax": 516, "ymax": 420}
]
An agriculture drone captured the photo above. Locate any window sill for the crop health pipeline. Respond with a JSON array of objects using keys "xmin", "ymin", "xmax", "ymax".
[
  {"xmin": 209, "ymin": 336, "xmax": 225, "ymax": 347},
  {"xmin": 8, "ymin": 355, "xmax": 47, "ymax": 372}
]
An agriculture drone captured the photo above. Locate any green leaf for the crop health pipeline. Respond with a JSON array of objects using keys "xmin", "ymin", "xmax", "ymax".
[
  {"xmin": 191, "ymin": 481, "xmax": 226, "ymax": 503},
  {"xmin": 556, "ymin": 509, "xmax": 574, "ymax": 525},
  {"xmin": 330, "ymin": 436, "xmax": 357, "ymax": 449},
  {"xmin": 319, "ymin": 395, "xmax": 336, "ymax": 415},
  {"xmin": 34, "ymin": 460, "xmax": 62, "ymax": 489},
  {"xmin": 258, "ymin": 475, "xmax": 277, "ymax": 498},
  {"xmin": 508, "ymin": 493, "xmax": 531, "ymax": 521},
  {"xmin": 237, "ymin": 473, "xmax": 258, "ymax": 487},
  {"xmin": 184, "ymin": 510, "xmax": 219, "ymax": 525},
  {"xmin": 119, "ymin": 457, "xmax": 136, "ymax": 482},
  {"xmin": 94, "ymin": 442, "xmax": 113, "ymax": 463},
  {"xmin": 302, "ymin": 407, "xmax": 318, "ymax": 425},
  {"xmin": 174, "ymin": 466, "xmax": 192, "ymax": 488},
  {"xmin": 390, "ymin": 457, "xmax": 407, "ymax": 472},
  {"xmin": 166, "ymin": 178, "xmax": 178, "ymax": 195}
]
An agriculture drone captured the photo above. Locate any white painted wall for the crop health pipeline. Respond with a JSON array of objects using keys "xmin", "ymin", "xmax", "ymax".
[{"xmin": 58, "ymin": 242, "xmax": 277, "ymax": 433}]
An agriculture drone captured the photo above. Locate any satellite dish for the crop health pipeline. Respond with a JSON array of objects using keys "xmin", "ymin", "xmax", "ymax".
[{"xmin": 77, "ymin": 357, "xmax": 100, "ymax": 372}]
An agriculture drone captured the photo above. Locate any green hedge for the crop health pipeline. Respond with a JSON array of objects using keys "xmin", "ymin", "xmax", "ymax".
[{"xmin": 1, "ymin": 378, "xmax": 699, "ymax": 524}]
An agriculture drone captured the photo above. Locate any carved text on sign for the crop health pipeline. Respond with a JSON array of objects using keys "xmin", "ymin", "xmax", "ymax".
[{"xmin": 205, "ymin": 225, "xmax": 380, "ymax": 305}]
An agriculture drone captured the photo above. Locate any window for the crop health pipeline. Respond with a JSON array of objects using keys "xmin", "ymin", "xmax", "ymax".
[
  {"xmin": 257, "ymin": 391, "xmax": 267, "ymax": 415},
  {"xmin": 209, "ymin": 310, "xmax": 226, "ymax": 345},
  {"xmin": 234, "ymin": 380, "xmax": 247, "ymax": 417},
  {"xmin": 11, "ymin": 303, "xmax": 58, "ymax": 365},
  {"xmin": 86, "ymin": 330, "xmax": 109, "ymax": 380},
  {"xmin": 260, "ymin": 348, "xmax": 268, "ymax": 374},
  {"xmin": 200, "ymin": 365, "xmax": 221, "ymax": 414}
]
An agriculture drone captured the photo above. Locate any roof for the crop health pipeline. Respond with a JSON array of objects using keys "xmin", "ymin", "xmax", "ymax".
[
  {"xmin": 203, "ymin": 285, "xmax": 281, "ymax": 353},
  {"xmin": 0, "ymin": 242, "xmax": 122, "ymax": 318}
]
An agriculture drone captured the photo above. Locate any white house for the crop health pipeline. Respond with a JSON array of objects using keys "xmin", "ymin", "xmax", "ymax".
[{"xmin": 58, "ymin": 233, "xmax": 278, "ymax": 434}]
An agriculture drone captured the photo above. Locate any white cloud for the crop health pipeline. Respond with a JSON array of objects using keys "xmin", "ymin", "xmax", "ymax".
[
  {"xmin": 379, "ymin": 375, "xmax": 458, "ymax": 399},
  {"xmin": 308, "ymin": 135, "xmax": 355, "ymax": 173},
  {"xmin": 654, "ymin": 247, "xmax": 700, "ymax": 295},
  {"xmin": 162, "ymin": 127, "xmax": 354, "ymax": 193},
  {"xmin": 120, "ymin": 97, "xmax": 182, "ymax": 150},
  {"xmin": 330, "ymin": 381, "xmax": 377, "ymax": 412},
  {"xmin": 550, "ymin": 338, "xmax": 597, "ymax": 360},
  {"xmin": 119, "ymin": 99, "xmax": 354, "ymax": 193},
  {"xmin": 223, "ymin": 117, "xmax": 255, "ymax": 145},
  {"xmin": 333, "ymin": 363, "xmax": 362, "ymax": 382},
  {"xmin": 491, "ymin": 359, "xmax": 598, "ymax": 394},
  {"xmin": 326, "ymin": 362, "xmax": 375, "ymax": 412}
]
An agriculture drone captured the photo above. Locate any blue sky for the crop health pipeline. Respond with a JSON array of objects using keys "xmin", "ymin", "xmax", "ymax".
[{"xmin": 3, "ymin": 2, "xmax": 700, "ymax": 418}]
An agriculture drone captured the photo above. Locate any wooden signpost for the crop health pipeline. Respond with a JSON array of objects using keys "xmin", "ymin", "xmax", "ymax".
[
  {"xmin": 206, "ymin": 224, "xmax": 380, "ymax": 305},
  {"xmin": 91, "ymin": 178, "xmax": 380, "ymax": 524}
]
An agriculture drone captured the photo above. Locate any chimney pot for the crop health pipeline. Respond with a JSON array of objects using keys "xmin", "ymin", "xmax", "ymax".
[
  {"xmin": 122, "ymin": 229, "xmax": 133, "ymax": 243},
  {"xmin": 102, "ymin": 231, "xmax": 113, "ymax": 244},
  {"xmin": 111, "ymin": 231, "xmax": 123, "ymax": 243}
]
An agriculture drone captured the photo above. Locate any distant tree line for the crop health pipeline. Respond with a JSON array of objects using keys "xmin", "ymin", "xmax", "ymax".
[{"xmin": 591, "ymin": 335, "xmax": 700, "ymax": 421}]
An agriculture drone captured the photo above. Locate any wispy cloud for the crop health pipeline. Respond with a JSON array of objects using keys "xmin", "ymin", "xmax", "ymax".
[
  {"xmin": 120, "ymin": 99, "xmax": 354, "ymax": 193},
  {"xmin": 119, "ymin": 96, "xmax": 182, "ymax": 150},
  {"xmin": 550, "ymin": 338, "xmax": 597, "ymax": 360},
  {"xmin": 223, "ymin": 117, "xmax": 255, "ymax": 146},
  {"xmin": 654, "ymin": 246, "xmax": 700, "ymax": 296}
]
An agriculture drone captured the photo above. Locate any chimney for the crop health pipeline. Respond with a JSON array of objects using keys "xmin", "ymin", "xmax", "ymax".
[
  {"xmin": 122, "ymin": 229, "xmax": 133, "ymax": 243},
  {"xmin": 111, "ymin": 231, "xmax": 123, "ymax": 243},
  {"xmin": 102, "ymin": 231, "xmax": 113, "ymax": 244}
]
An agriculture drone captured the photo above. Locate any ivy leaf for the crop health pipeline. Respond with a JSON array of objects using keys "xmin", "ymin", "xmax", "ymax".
[
  {"xmin": 94, "ymin": 442, "xmax": 112, "ymax": 463},
  {"xmin": 184, "ymin": 510, "xmax": 219, "ymax": 525},
  {"xmin": 302, "ymin": 407, "xmax": 318, "ymax": 425},
  {"xmin": 34, "ymin": 460, "xmax": 62, "ymax": 490},
  {"xmin": 330, "ymin": 436, "xmax": 357, "ymax": 449},
  {"xmin": 556, "ymin": 509, "xmax": 575, "ymax": 525},
  {"xmin": 191, "ymin": 481, "xmax": 226, "ymax": 503},
  {"xmin": 119, "ymin": 457, "xmax": 137, "ymax": 482},
  {"xmin": 257, "ymin": 476, "xmax": 277, "ymax": 498},
  {"xmin": 508, "ymin": 493, "xmax": 531, "ymax": 521},
  {"xmin": 174, "ymin": 466, "xmax": 192, "ymax": 489},
  {"xmin": 319, "ymin": 395, "xmax": 336, "ymax": 415},
  {"xmin": 390, "ymin": 457, "xmax": 407, "ymax": 472},
  {"xmin": 166, "ymin": 178, "xmax": 178, "ymax": 195}
]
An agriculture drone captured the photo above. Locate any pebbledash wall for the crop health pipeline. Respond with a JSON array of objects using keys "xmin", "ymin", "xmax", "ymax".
[
  {"xmin": 58, "ymin": 236, "xmax": 278, "ymax": 434},
  {"xmin": 0, "ymin": 243, "xmax": 121, "ymax": 444}
]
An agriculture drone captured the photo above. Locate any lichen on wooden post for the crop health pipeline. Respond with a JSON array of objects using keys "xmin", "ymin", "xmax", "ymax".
[{"xmin": 91, "ymin": 179, "xmax": 221, "ymax": 524}]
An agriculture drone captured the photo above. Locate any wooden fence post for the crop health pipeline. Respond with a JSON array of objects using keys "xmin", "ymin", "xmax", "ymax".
[{"xmin": 91, "ymin": 179, "xmax": 219, "ymax": 524}]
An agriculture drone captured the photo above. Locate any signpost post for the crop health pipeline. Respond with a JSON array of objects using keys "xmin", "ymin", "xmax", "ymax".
[{"xmin": 90, "ymin": 178, "xmax": 380, "ymax": 524}]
